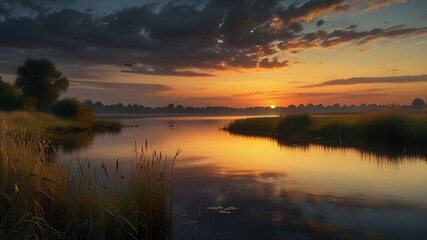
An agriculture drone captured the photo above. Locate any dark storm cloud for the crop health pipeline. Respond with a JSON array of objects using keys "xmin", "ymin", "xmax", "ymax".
[
  {"xmin": 316, "ymin": 19, "xmax": 325, "ymax": 27},
  {"xmin": 0, "ymin": 0, "xmax": 425, "ymax": 77},
  {"xmin": 299, "ymin": 75, "xmax": 427, "ymax": 88},
  {"xmin": 281, "ymin": 26, "xmax": 427, "ymax": 51}
]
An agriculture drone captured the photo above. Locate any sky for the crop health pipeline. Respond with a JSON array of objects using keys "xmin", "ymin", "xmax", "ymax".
[{"xmin": 0, "ymin": 0, "xmax": 426, "ymax": 107}]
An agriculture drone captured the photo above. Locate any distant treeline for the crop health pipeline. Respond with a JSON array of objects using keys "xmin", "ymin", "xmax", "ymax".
[{"xmin": 82, "ymin": 100, "xmax": 425, "ymax": 115}]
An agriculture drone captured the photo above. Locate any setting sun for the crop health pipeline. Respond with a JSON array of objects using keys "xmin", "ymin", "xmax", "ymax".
[{"xmin": 270, "ymin": 105, "xmax": 276, "ymax": 109}]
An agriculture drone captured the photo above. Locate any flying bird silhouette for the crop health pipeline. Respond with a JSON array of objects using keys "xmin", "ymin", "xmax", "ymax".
[{"xmin": 125, "ymin": 63, "xmax": 135, "ymax": 68}]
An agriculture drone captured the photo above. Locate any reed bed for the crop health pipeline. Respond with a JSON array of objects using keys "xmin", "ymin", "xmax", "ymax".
[
  {"xmin": 0, "ymin": 122, "xmax": 68, "ymax": 239},
  {"xmin": 225, "ymin": 117, "xmax": 281, "ymax": 136},
  {"xmin": 0, "ymin": 121, "xmax": 179, "ymax": 239},
  {"xmin": 227, "ymin": 109, "xmax": 427, "ymax": 146}
]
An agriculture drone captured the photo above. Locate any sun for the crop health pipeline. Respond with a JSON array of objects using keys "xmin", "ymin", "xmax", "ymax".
[{"xmin": 269, "ymin": 105, "xmax": 276, "ymax": 109}]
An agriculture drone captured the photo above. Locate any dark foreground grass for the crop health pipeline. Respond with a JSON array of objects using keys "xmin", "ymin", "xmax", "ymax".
[
  {"xmin": 227, "ymin": 109, "xmax": 427, "ymax": 146},
  {"xmin": 0, "ymin": 122, "xmax": 179, "ymax": 239}
]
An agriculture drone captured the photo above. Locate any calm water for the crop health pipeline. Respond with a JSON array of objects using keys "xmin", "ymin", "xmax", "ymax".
[{"xmin": 59, "ymin": 116, "xmax": 427, "ymax": 240}]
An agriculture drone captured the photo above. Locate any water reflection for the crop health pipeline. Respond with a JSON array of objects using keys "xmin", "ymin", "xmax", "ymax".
[
  {"xmin": 228, "ymin": 132, "xmax": 427, "ymax": 162},
  {"xmin": 58, "ymin": 116, "xmax": 427, "ymax": 240},
  {"xmin": 52, "ymin": 128, "xmax": 122, "ymax": 153},
  {"xmin": 173, "ymin": 161, "xmax": 427, "ymax": 240}
]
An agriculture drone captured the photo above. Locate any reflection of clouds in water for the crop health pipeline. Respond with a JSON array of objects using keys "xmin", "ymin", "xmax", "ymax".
[{"xmin": 173, "ymin": 162, "xmax": 427, "ymax": 240}]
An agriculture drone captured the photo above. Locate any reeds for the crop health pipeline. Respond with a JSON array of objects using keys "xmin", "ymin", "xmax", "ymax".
[
  {"xmin": 277, "ymin": 113, "xmax": 312, "ymax": 137},
  {"xmin": 0, "ymin": 122, "xmax": 68, "ymax": 239},
  {"xmin": 225, "ymin": 117, "xmax": 281, "ymax": 136},
  {"xmin": 0, "ymin": 121, "xmax": 179, "ymax": 239},
  {"xmin": 351, "ymin": 108, "xmax": 427, "ymax": 145},
  {"xmin": 227, "ymin": 109, "xmax": 427, "ymax": 146}
]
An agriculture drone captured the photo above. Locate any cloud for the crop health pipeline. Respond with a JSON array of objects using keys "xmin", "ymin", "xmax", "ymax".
[
  {"xmin": 354, "ymin": 0, "xmax": 407, "ymax": 14},
  {"xmin": 0, "ymin": 0, "xmax": 425, "ymax": 77},
  {"xmin": 281, "ymin": 25, "xmax": 427, "ymax": 52},
  {"xmin": 316, "ymin": 19, "xmax": 326, "ymax": 27},
  {"xmin": 0, "ymin": 0, "xmax": 353, "ymax": 77},
  {"xmin": 121, "ymin": 67, "xmax": 215, "ymax": 77},
  {"xmin": 299, "ymin": 75, "xmax": 427, "ymax": 88},
  {"xmin": 65, "ymin": 80, "xmax": 175, "ymax": 105},
  {"xmin": 70, "ymin": 80, "xmax": 174, "ymax": 92},
  {"xmin": 356, "ymin": 47, "xmax": 372, "ymax": 54}
]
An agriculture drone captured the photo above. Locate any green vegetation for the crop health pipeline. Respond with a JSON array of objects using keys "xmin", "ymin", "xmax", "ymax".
[
  {"xmin": 51, "ymin": 98, "xmax": 94, "ymax": 124},
  {"xmin": 0, "ymin": 111, "xmax": 122, "ymax": 136},
  {"xmin": 0, "ymin": 123, "xmax": 179, "ymax": 239},
  {"xmin": 226, "ymin": 117, "xmax": 282, "ymax": 136},
  {"xmin": 15, "ymin": 58, "xmax": 69, "ymax": 111},
  {"xmin": 277, "ymin": 113, "xmax": 311, "ymax": 136},
  {"xmin": 227, "ymin": 109, "xmax": 427, "ymax": 146},
  {"xmin": 0, "ymin": 77, "xmax": 23, "ymax": 111}
]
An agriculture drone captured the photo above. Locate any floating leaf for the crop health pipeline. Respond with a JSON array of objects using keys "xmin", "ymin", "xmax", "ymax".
[
  {"xmin": 219, "ymin": 210, "xmax": 231, "ymax": 214},
  {"xmin": 207, "ymin": 206, "xmax": 224, "ymax": 211},
  {"xmin": 224, "ymin": 206, "xmax": 239, "ymax": 211}
]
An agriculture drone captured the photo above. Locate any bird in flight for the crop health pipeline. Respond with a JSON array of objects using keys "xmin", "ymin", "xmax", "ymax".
[{"xmin": 125, "ymin": 63, "xmax": 135, "ymax": 68}]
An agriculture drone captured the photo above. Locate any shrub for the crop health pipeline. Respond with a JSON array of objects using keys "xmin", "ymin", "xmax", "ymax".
[
  {"xmin": 50, "ymin": 98, "xmax": 94, "ymax": 124},
  {"xmin": 0, "ymin": 79, "xmax": 23, "ymax": 111}
]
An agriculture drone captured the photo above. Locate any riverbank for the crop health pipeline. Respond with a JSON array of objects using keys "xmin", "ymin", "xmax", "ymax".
[
  {"xmin": 226, "ymin": 109, "xmax": 427, "ymax": 147},
  {"xmin": 0, "ymin": 111, "xmax": 122, "ymax": 135},
  {"xmin": 0, "ymin": 112, "xmax": 176, "ymax": 239}
]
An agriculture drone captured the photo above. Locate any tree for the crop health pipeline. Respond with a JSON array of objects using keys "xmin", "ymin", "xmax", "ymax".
[
  {"xmin": 412, "ymin": 98, "xmax": 425, "ymax": 109},
  {"xmin": 15, "ymin": 58, "xmax": 69, "ymax": 111},
  {"xmin": 0, "ymin": 76, "xmax": 23, "ymax": 111}
]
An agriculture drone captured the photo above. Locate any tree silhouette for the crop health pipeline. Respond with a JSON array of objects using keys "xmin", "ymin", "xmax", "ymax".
[
  {"xmin": 15, "ymin": 58, "xmax": 69, "ymax": 111},
  {"xmin": 412, "ymin": 98, "xmax": 425, "ymax": 109}
]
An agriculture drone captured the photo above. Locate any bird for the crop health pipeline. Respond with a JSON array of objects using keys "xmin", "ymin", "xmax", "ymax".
[{"xmin": 125, "ymin": 63, "xmax": 135, "ymax": 68}]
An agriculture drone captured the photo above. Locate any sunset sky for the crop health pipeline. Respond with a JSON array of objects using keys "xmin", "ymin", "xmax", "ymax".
[{"xmin": 0, "ymin": 0, "xmax": 426, "ymax": 107}]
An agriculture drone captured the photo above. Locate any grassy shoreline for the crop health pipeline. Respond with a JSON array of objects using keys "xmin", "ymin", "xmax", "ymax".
[
  {"xmin": 0, "ymin": 111, "xmax": 122, "ymax": 134},
  {"xmin": 0, "ymin": 112, "xmax": 178, "ymax": 239},
  {"xmin": 226, "ymin": 109, "xmax": 427, "ymax": 148}
]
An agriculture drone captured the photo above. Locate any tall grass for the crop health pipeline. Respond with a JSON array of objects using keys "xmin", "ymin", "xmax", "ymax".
[
  {"xmin": 0, "ymin": 111, "xmax": 122, "ymax": 135},
  {"xmin": 0, "ymin": 121, "xmax": 179, "ymax": 239},
  {"xmin": 277, "ymin": 113, "xmax": 311, "ymax": 137},
  {"xmin": 227, "ymin": 109, "xmax": 427, "ymax": 146},
  {"xmin": 354, "ymin": 108, "xmax": 426, "ymax": 145},
  {"xmin": 0, "ymin": 123, "xmax": 68, "ymax": 239},
  {"xmin": 225, "ymin": 117, "xmax": 281, "ymax": 136}
]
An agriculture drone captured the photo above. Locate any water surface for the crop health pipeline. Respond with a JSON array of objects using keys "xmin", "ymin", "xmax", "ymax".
[{"xmin": 59, "ymin": 115, "xmax": 427, "ymax": 240}]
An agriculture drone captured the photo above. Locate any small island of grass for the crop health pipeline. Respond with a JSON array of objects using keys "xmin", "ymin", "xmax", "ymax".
[{"xmin": 226, "ymin": 108, "xmax": 427, "ymax": 149}]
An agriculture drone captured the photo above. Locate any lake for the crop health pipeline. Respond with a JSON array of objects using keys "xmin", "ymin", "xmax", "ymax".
[{"xmin": 59, "ymin": 115, "xmax": 427, "ymax": 240}]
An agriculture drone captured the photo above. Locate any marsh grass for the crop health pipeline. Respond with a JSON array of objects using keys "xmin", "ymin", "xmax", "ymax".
[
  {"xmin": 0, "ymin": 120, "xmax": 179, "ymax": 239},
  {"xmin": 225, "ymin": 117, "xmax": 281, "ymax": 136},
  {"xmin": 277, "ymin": 113, "xmax": 312, "ymax": 137},
  {"xmin": 0, "ymin": 123, "xmax": 68, "ymax": 239},
  {"xmin": 227, "ymin": 109, "xmax": 427, "ymax": 146},
  {"xmin": 0, "ymin": 111, "xmax": 122, "ymax": 136}
]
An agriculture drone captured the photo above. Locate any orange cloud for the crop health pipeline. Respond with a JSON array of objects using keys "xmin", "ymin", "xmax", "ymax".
[
  {"xmin": 354, "ymin": 0, "xmax": 406, "ymax": 14},
  {"xmin": 356, "ymin": 47, "xmax": 372, "ymax": 54}
]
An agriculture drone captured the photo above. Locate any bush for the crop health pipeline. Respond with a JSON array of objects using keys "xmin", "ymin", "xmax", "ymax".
[
  {"xmin": 277, "ymin": 113, "xmax": 312, "ymax": 137},
  {"xmin": 50, "ymin": 98, "xmax": 94, "ymax": 124},
  {"xmin": 0, "ymin": 79, "xmax": 23, "ymax": 111}
]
